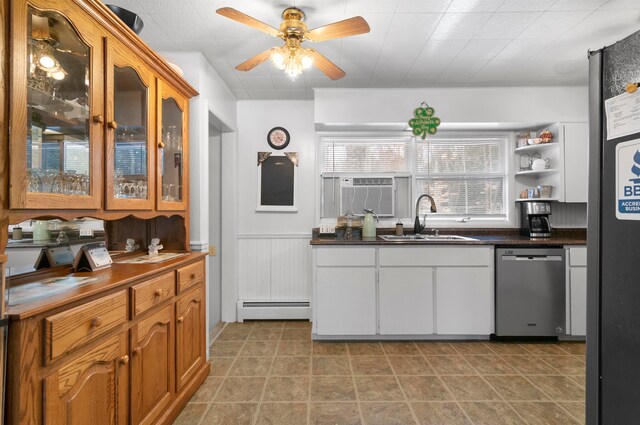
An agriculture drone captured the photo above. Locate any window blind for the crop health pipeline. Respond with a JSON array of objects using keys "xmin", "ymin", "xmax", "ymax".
[
  {"xmin": 323, "ymin": 138, "xmax": 410, "ymax": 173},
  {"xmin": 415, "ymin": 138, "xmax": 507, "ymax": 216}
]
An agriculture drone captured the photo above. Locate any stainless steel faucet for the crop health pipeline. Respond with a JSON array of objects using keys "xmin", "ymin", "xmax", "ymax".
[{"xmin": 414, "ymin": 194, "xmax": 437, "ymax": 234}]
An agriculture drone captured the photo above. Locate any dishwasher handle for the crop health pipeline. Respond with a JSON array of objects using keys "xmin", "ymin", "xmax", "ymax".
[{"xmin": 501, "ymin": 255, "xmax": 563, "ymax": 261}]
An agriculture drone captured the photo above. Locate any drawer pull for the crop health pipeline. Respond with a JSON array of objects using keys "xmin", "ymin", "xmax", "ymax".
[
  {"xmin": 177, "ymin": 316, "xmax": 184, "ymax": 323},
  {"xmin": 190, "ymin": 273, "xmax": 196, "ymax": 279},
  {"xmin": 120, "ymin": 355, "xmax": 129, "ymax": 365},
  {"xmin": 107, "ymin": 120, "xmax": 118, "ymax": 129},
  {"xmin": 93, "ymin": 114, "xmax": 104, "ymax": 123},
  {"xmin": 155, "ymin": 289, "xmax": 164, "ymax": 297},
  {"xmin": 90, "ymin": 317, "xmax": 103, "ymax": 328},
  {"xmin": 133, "ymin": 347, "xmax": 142, "ymax": 356}
]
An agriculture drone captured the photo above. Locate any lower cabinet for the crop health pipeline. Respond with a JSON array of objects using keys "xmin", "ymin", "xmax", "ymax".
[
  {"xmin": 313, "ymin": 246, "xmax": 494, "ymax": 337},
  {"xmin": 567, "ymin": 246, "xmax": 587, "ymax": 336},
  {"xmin": 7, "ymin": 255, "xmax": 209, "ymax": 425},
  {"xmin": 316, "ymin": 267, "xmax": 376, "ymax": 335},
  {"xmin": 176, "ymin": 287, "xmax": 205, "ymax": 390},
  {"xmin": 379, "ymin": 267, "xmax": 434, "ymax": 335},
  {"xmin": 131, "ymin": 305, "xmax": 174, "ymax": 425},
  {"xmin": 435, "ymin": 267, "xmax": 493, "ymax": 335},
  {"xmin": 43, "ymin": 334, "xmax": 129, "ymax": 425}
]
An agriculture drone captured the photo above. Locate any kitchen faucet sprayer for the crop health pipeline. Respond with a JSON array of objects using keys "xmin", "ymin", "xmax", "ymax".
[{"xmin": 414, "ymin": 194, "xmax": 437, "ymax": 234}]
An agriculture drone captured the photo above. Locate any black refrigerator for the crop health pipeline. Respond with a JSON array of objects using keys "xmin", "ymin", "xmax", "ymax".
[{"xmin": 587, "ymin": 30, "xmax": 640, "ymax": 424}]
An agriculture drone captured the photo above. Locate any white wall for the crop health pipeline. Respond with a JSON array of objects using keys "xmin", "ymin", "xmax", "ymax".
[
  {"xmin": 237, "ymin": 101, "xmax": 316, "ymax": 235},
  {"xmin": 315, "ymin": 87, "xmax": 588, "ymax": 127},
  {"xmin": 235, "ymin": 101, "xmax": 315, "ymax": 308}
]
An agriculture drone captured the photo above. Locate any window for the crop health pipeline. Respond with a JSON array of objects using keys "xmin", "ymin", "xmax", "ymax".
[
  {"xmin": 320, "ymin": 135, "xmax": 509, "ymax": 221},
  {"xmin": 416, "ymin": 138, "xmax": 507, "ymax": 217},
  {"xmin": 323, "ymin": 138, "xmax": 410, "ymax": 173}
]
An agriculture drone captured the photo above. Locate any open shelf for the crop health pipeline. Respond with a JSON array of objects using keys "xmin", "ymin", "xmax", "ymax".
[
  {"xmin": 515, "ymin": 169, "xmax": 560, "ymax": 176},
  {"xmin": 515, "ymin": 143, "xmax": 558, "ymax": 153}
]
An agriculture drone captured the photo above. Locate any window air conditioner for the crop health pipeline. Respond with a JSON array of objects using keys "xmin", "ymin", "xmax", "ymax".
[{"xmin": 340, "ymin": 177, "xmax": 395, "ymax": 217}]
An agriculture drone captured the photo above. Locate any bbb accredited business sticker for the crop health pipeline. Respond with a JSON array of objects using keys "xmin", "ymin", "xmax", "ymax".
[{"xmin": 616, "ymin": 138, "xmax": 640, "ymax": 220}]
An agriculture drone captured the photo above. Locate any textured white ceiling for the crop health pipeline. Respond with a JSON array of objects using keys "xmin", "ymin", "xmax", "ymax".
[{"xmin": 102, "ymin": 0, "xmax": 640, "ymax": 100}]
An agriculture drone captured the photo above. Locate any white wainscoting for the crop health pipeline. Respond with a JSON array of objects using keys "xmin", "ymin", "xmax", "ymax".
[{"xmin": 238, "ymin": 235, "xmax": 312, "ymax": 302}]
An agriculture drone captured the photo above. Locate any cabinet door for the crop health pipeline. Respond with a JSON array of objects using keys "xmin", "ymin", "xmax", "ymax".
[
  {"xmin": 176, "ymin": 287, "xmax": 205, "ymax": 390},
  {"xmin": 156, "ymin": 80, "xmax": 189, "ymax": 211},
  {"xmin": 316, "ymin": 267, "xmax": 376, "ymax": 335},
  {"xmin": 570, "ymin": 267, "xmax": 587, "ymax": 336},
  {"xmin": 43, "ymin": 334, "xmax": 128, "ymax": 425},
  {"xmin": 436, "ymin": 267, "xmax": 493, "ymax": 335},
  {"xmin": 130, "ymin": 305, "xmax": 174, "ymax": 425},
  {"xmin": 105, "ymin": 37, "xmax": 155, "ymax": 210},
  {"xmin": 379, "ymin": 267, "xmax": 434, "ymax": 335},
  {"xmin": 10, "ymin": 0, "xmax": 103, "ymax": 209},
  {"xmin": 564, "ymin": 123, "xmax": 589, "ymax": 203}
]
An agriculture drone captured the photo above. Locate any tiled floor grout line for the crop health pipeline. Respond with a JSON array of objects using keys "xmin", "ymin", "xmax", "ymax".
[
  {"xmin": 251, "ymin": 326, "xmax": 283, "ymax": 425},
  {"xmin": 346, "ymin": 342, "xmax": 367, "ymax": 425},
  {"xmin": 382, "ymin": 344, "xmax": 421, "ymax": 425},
  {"xmin": 423, "ymin": 347, "xmax": 478, "ymax": 425},
  {"xmin": 307, "ymin": 349, "xmax": 313, "ymax": 425},
  {"xmin": 197, "ymin": 322, "xmax": 254, "ymax": 425}
]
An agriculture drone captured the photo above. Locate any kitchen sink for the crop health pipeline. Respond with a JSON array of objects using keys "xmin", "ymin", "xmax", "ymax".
[{"xmin": 379, "ymin": 234, "xmax": 478, "ymax": 242}]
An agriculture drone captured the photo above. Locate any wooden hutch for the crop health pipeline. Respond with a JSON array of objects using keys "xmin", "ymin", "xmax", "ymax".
[{"xmin": 0, "ymin": 1, "xmax": 209, "ymax": 424}]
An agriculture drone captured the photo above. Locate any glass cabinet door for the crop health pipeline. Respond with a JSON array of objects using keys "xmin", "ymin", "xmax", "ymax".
[
  {"xmin": 10, "ymin": 1, "xmax": 103, "ymax": 209},
  {"xmin": 105, "ymin": 38, "xmax": 155, "ymax": 210},
  {"xmin": 157, "ymin": 81, "xmax": 188, "ymax": 211}
]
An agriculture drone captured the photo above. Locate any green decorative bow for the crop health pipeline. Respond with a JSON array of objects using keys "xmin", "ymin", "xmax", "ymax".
[{"xmin": 409, "ymin": 104, "xmax": 441, "ymax": 140}]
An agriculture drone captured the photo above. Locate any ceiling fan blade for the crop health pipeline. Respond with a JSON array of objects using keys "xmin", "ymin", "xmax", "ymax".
[
  {"xmin": 235, "ymin": 48, "xmax": 276, "ymax": 72},
  {"xmin": 308, "ymin": 49, "xmax": 346, "ymax": 80},
  {"xmin": 306, "ymin": 16, "xmax": 370, "ymax": 42},
  {"xmin": 216, "ymin": 7, "xmax": 280, "ymax": 38}
]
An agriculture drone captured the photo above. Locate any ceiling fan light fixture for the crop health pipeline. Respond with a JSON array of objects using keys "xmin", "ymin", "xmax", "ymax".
[{"xmin": 301, "ymin": 52, "xmax": 314, "ymax": 69}]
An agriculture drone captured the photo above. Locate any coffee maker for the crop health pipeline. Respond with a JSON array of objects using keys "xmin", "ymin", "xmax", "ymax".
[{"xmin": 520, "ymin": 201, "xmax": 552, "ymax": 237}]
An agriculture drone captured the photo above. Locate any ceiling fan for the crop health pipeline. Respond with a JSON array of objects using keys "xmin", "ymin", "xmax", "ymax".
[{"xmin": 216, "ymin": 7, "xmax": 370, "ymax": 80}]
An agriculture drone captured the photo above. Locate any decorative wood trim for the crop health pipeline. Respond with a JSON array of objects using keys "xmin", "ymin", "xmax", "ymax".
[
  {"xmin": 71, "ymin": 0, "xmax": 197, "ymax": 98},
  {"xmin": 0, "ymin": 0, "xmax": 8, "ymax": 254}
]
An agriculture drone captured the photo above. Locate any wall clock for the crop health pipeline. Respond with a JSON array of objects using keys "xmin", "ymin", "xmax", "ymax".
[{"xmin": 267, "ymin": 127, "xmax": 290, "ymax": 150}]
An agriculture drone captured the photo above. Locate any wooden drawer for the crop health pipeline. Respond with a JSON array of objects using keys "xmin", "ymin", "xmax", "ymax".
[
  {"xmin": 131, "ymin": 272, "xmax": 175, "ymax": 317},
  {"xmin": 176, "ymin": 261, "xmax": 205, "ymax": 293},
  {"xmin": 44, "ymin": 290, "xmax": 127, "ymax": 363}
]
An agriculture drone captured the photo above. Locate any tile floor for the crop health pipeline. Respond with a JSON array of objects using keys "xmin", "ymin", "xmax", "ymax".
[{"xmin": 173, "ymin": 320, "xmax": 586, "ymax": 425}]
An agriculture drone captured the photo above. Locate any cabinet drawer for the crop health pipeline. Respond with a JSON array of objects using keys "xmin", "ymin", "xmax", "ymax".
[
  {"xmin": 316, "ymin": 247, "xmax": 376, "ymax": 267},
  {"xmin": 44, "ymin": 290, "xmax": 127, "ymax": 363},
  {"xmin": 379, "ymin": 246, "xmax": 492, "ymax": 267},
  {"xmin": 177, "ymin": 261, "xmax": 205, "ymax": 293},
  {"xmin": 131, "ymin": 272, "xmax": 175, "ymax": 316}
]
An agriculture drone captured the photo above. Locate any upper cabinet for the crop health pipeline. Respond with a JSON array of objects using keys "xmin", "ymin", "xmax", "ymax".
[
  {"xmin": 6, "ymin": 0, "xmax": 197, "ymax": 214},
  {"xmin": 105, "ymin": 38, "xmax": 155, "ymax": 210},
  {"xmin": 10, "ymin": 0, "xmax": 103, "ymax": 209},
  {"xmin": 156, "ymin": 80, "xmax": 189, "ymax": 211}
]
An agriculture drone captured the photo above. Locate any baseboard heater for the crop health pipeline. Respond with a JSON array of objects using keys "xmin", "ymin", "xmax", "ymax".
[{"xmin": 237, "ymin": 301, "xmax": 311, "ymax": 321}]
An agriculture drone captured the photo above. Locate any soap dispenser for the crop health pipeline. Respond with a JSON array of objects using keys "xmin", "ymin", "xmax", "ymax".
[{"xmin": 362, "ymin": 209, "xmax": 378, "ymax": 239}]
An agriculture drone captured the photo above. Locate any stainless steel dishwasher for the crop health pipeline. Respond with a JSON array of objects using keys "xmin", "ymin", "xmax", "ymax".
[{"xmin": 495, "ymin": 247, "xmax": 566, "ymax": 337}]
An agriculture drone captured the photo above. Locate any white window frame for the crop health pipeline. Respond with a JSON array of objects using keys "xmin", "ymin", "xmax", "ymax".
[{"xmin": 316, "ymin": 131, "xmax": 515, "ymax": 228}]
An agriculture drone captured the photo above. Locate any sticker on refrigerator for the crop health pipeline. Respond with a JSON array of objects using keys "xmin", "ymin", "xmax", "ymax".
[{"xmin": 616, "ymin": 138, "xmax": 640, "ymax": 219}]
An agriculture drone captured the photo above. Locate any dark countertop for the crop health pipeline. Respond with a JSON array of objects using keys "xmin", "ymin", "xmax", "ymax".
[{"xmin": 310, "ymin": 228, "xmax": 586, "ymax": 247}]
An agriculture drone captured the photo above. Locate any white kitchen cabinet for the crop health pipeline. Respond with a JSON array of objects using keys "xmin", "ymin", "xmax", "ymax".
[
  {"xmin": 436, "ymin": 267, "xmax": 493, "ymax": 335},
  {"xmin": 316, "ymin": 267, "xmax": 377, "ymax": 335},
  {"xmin": 563, "ymin": 123, "xmax": 589, "ymax": 203},
  {"xmin": 379, "ymin": 267, "xmax": 434, "ymax": 335},
  {"xmin": 570, "ymin": 268, "xmax": 587, "ymax": 336},
  {"xmin": 567, "ymin": 246, "xmax": 587, "ymax": 337}
]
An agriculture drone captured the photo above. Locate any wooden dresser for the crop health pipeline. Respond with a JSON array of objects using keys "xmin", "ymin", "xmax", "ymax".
[{"xmin": 6, "ymin": 253, "xmax": 208, "ymax": 425}]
